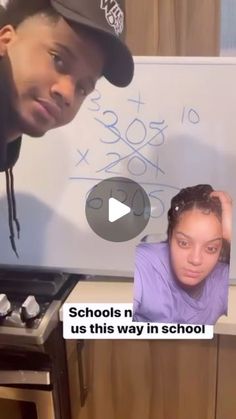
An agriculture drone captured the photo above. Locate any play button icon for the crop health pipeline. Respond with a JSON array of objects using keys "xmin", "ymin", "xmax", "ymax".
[
  {"xmin": 109, "ymin": 198, "xmax": 131, "ymax": 222},
  {"xmin": 85, "ymin": 177, "xmax": 151, "ymax": 242}
]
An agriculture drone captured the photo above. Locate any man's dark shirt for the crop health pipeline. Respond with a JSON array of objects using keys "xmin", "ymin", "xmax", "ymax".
[{"xmin": 0, "ymin": 56, "xmax": 21, "ymax": 172}]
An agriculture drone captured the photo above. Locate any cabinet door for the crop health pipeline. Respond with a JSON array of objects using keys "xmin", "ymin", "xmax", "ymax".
[
  {"xmin": 67, "ymin": 338, "xmax": 217, "ymax": 419},
  {"xmin": 216, "ymin": 335, "xmax": 236, "ymax": 419},
  {"xmin": 111, "ymin": 339, "xmax": 217, "ymax": 419},
  {"xmin": 147, "ymin": 339, "xmax": 217, "ymax": 419},
  {"xmin": 66, "ymin": 340, "xmax": 89, "ymax": 419}
]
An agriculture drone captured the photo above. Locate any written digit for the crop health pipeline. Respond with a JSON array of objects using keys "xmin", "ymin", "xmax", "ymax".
[
  {"xmin": 96, "ymin": 152, "xmax": 122, "ymax": 174},
  {"xmin": 149, "ymin": 190, "xmax": 165, "ymax": 218},
  {"xmin": 125, "ymin": 118, "xmax": 147, "ymax": 145},
  {"xmin": 87, "ymin": 89, "xmax": 101, "ymax": 112},
  {"xmin": 148, "ymin": 121, "xmax": 167, "ymax": 146},
  {"xmin": 95, "ymin": 110, "xmax": 121, "ymax": 144},
  {"xmin": 181, "ymin": 107, "xmax": 200, "ymax": 124}
]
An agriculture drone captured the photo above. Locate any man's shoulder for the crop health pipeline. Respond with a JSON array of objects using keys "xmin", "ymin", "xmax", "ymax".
[
  {"xmin": 8, "ymin": 136, "xmax": 22, "ymax": 159},
  {"xmin": 1, "ymin": 137, "xmax": 22, "ymax": 172}
]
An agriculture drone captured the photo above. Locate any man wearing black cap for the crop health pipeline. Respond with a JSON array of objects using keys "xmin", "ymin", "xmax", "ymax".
[{"xmin": 0, "ymin": 0, "xmax": 134, "ymax": 255}]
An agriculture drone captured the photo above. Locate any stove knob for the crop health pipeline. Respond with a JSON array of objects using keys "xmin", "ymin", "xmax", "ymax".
[
  {"xmin": 21, "ymin": 296, "xmax": 40, "ymax": 321},
  {"xmin": 0, "ymin": 294, "xmax": 11, "ymax": 318}
]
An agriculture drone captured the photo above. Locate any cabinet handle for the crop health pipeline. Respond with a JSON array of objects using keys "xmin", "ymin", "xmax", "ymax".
[{"xmin": 77, "ymin": 340, "xmax": 88, "ymax": 407}]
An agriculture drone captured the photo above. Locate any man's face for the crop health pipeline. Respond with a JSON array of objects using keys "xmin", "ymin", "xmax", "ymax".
[
  {"xmin": 0, "ymin": 14, "xmax": 105, "ymax": 139},
  {"xmin": 169, "ymin": 208, "xmax": 223, "ymax": 287}
]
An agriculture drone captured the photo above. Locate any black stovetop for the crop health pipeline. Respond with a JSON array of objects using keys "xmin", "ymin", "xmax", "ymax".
[{"xmin": 0, "ymin": 270, "xmax": 71, "ymax": 299}]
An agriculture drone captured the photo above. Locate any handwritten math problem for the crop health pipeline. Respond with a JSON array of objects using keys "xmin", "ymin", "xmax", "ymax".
[{"xmin": 69, "ymin": 89, "xmax": 201, "ymax": 219}]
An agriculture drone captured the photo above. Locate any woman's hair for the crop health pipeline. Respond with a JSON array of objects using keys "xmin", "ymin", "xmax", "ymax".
[
  {"xmin": 0, "ymin": 0, "xmax": 60, "ymax": 29},
  {"xmin": 167, "ymin": 184, "xmax": 230, "ymax": 263}
]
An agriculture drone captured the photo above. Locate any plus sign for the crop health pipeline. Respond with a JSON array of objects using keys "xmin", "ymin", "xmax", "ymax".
[{"xmin": 128, "ymin": 92, "xmax": 145, "ymax": 113}]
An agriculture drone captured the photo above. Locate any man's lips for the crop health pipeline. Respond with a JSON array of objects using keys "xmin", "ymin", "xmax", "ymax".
[{"xmin": 35, "ymin": 98, "xmax": 62, "ymax": 121}]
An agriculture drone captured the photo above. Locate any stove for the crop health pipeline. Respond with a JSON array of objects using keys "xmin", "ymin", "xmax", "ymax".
[
  {"xmin": 0, "ymin": 270, "xmax": 78, "ymax": 419},
  {"xmin": 0, "ymin": 270, "xmax": 78, "ymax": 346}
]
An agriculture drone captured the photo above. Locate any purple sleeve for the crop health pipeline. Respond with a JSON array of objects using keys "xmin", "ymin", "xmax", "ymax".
[
  {"xmin": 133, "ymin": 262, "xmax": 143, "ymax": 314},
  {"xmin": 219, "ymin": 264, "xmax": 230, "ymax": 316},
  {"xmin": 133, "ymin": 245, "xmax": 156, "ymax": 318}
]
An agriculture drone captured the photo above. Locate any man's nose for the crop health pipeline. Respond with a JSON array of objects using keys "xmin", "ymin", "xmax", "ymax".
[
  {"xmin": 187, "ymin": 246, "xmax": 202, "ymax": 265},
  {"xmin": 50, "ymin": 76, "xmax": 75, "ymax": 108}
]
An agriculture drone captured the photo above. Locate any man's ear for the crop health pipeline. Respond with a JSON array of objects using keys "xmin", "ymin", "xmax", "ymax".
[{"xmin": 0, "ymin": 25, "xmax": 16, "ymax": 55}]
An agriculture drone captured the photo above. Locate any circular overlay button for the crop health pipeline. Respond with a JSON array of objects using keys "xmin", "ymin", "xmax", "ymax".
[{"xmin": 85, "ymin": 177, "xmax": 151, "ymax": 242}]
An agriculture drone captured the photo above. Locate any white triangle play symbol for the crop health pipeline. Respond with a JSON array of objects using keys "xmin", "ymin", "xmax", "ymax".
[{"xmin": 109, "ymin": 198, "xmax": 131, "ymax": 223}]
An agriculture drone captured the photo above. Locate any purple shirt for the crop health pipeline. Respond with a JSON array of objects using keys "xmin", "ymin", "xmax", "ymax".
[{"xmin": 133, "ymin": 242, "xmax": 229, "ymax": 325}]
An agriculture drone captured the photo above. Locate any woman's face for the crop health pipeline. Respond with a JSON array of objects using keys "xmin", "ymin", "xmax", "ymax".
[{"xmin": 169, "ymin": 208, "xmax": 223, "ymax": 286}]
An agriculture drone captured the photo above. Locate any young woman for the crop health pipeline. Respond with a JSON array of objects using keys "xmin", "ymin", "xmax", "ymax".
[{"xmin": 133, "ymin": 184, "xmax": 232, "ymax": 325}]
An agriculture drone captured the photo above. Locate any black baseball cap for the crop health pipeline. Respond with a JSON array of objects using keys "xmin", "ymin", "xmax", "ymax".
[{"xmin": 50, "ymin": 0, "xmax": 134, "ymax": 87}]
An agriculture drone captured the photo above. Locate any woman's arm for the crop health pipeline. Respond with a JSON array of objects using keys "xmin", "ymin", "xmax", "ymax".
[{"xmin": 210, "ymin": 190, "xmax": 232, "ymax": 242}]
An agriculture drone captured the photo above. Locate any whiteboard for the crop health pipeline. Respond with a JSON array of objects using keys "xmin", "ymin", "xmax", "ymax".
[{"xmin": 0, "ymin": 56, "xmax": 236, "ymax": 279}]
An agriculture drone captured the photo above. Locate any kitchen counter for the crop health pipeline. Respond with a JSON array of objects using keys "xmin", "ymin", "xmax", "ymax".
[{"xmin": 60, "ymin": 279, "xmax": 236, "ymax": 335}]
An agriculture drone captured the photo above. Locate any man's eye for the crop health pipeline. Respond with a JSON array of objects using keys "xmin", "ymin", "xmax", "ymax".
[{"xmin": 51, "ymin": 53, "xmax": 65, "ymax": 71}]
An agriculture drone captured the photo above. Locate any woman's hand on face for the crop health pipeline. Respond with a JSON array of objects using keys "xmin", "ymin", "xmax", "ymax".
[{"xmin": 210, "ymin": 190, "xmax": 233, "ymax": 242}]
